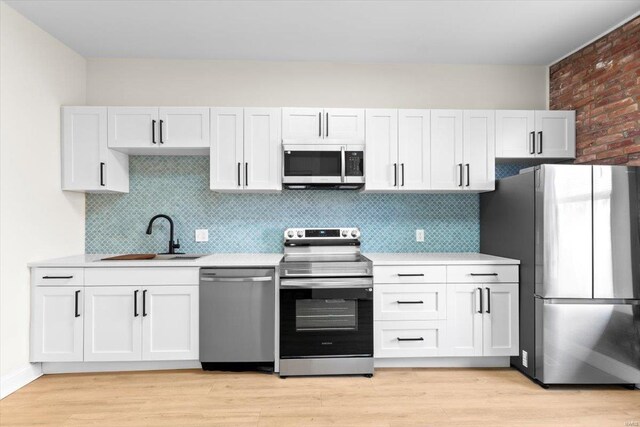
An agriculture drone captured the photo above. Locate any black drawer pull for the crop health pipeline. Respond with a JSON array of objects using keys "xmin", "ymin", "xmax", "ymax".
[
  {"xmin": 397, "ymin": 300, "xmax": 424, "ymax": 304},
  {"xmin": 42, "ymin": 275, "xmax": 73, "ymax": 279},
  {"xmin": 397, "ymin": 273, "xmax": 424, "ymax": 277},
  {"xmin": 397, "ymin": 337, "xmax": 424, "ymax": 341},
  {"xmin": 470, "ymin": 273, "xmax": 498, "ymax": 276}
]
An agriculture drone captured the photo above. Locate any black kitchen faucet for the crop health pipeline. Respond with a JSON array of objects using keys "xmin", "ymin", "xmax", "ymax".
[{"xmin": 145, "ymin": 214, "xmax": 182, "ymax": 254}]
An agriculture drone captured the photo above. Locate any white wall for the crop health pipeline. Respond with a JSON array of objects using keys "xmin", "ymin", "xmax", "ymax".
[
  {"xmin": 87, "ymin": 58, "xmax": 547, "ymax": 109},
  {"xmin": 0, "ymin": 1, "xmax": 86, "ymax": 386}
]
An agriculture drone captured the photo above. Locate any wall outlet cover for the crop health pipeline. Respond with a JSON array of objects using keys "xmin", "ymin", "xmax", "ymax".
[
  {"xmin": 195, "ymin": 229, "xmax": 209, "ymax": 242},
  {"xmin": 416, "ymin": 229, "xmax": 425, "ymax": 242}
]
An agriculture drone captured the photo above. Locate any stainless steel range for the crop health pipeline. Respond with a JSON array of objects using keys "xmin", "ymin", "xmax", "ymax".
[{"xmin": 279, "ymin": 227, "xmax": 374, "ymax": 377}]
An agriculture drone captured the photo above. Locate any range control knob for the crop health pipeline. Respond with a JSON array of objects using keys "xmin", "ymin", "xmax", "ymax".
[
  {"xmin": 341, "ymin": 229, "xmax": 348, "ymax": 237},
  {"xmin": 297, "ymin": 230, "xmax": 304, "ymax": 238},
  {"xmin": 351, "ymin": 229, "xmax": 359, "ymax": 238},
  {"xmin": 286, "ymin": 230, "xmax": 294, "ymax": 238}
]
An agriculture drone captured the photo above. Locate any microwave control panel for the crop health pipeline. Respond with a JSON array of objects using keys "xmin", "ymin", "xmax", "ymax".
[{"xmin": 345, "ymin": 151, "xmax": 364, "ymax": 177}]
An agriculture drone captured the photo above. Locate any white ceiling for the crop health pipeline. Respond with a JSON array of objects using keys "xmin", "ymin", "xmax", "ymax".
[{"xmin": 6, "ymin": 0, "xmax": 640, "ymax": 65}]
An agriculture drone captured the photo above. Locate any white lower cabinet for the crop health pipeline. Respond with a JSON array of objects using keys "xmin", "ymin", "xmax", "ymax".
[
  {"xmin": 482, "ymin": 284, "xmax": 519, "ymax": 356},
  {"xmin": 84, "ymin": 285, "xmax": 199, "ymax": 362},
  {"xmin": 142, "ymin": 286, "xmax": 199, "ymax": 360},
  {"xmin": 31, "ymin": 287, "xmax": 84, "ymax": 362},
  {"xmin": 375, "ymin": 320, "xmax": 447, "ymax": 358},
  {"xmin": 446, "ymin": 284, "xmax": 483, "ymax": 356},
  {"xmin": 375, "ymin": 284, "xmax": 446, "ymax": 321},
  {"xmin": 84, "ymin": 286, "xmax": 142, "ymax": 361}
]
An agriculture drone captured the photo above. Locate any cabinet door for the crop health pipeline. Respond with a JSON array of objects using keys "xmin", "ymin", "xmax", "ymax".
[
  {"xmin": 158, "ymin": 107, "xmax": 210, "ymax": 148},
  {"xmin": 282, "ymin": 108, "xmax": 322, "ymax": 141},
  {"xmin": 430, "ymin": 110, "xmax": 463, "ymax": 190},
  {"xmin": 375, "ymin": 320, "xmax": 447, "ymax": 358},
  {"xmin": 495, "ymin": 110, "xmax": 535, "ymax": 158},
  {"xmin": 244, "ymin": 108, "xmax": 282, "ymax": 191},
  {"xmin": 445, "ymin": 284, "xmax": 483, "ymax": 356},
  {"xmin": 108, "ymin": 107, "xmax": 158, "ymax": 149},
  {"xmin": 324, "ymin": 108, "xmax": 365, "ymax": 141},
  {"xmin": 210, "ymin": 108, "xmax": 244, "ymax": 191},
  {"xmin": 84, "ymin": 286, "xmax": 142, "ymax": 361},
  {"xmin": 535, "ymin": 110, "xmax": 576, "ymax": 158},
  {"xmin": 364, "ymin": 109, "xmax": 398, "ymax": 191},
  {"xmin": 398, "ymin": 110, "xmax": 431, "ymax": 190},
  {"xmin": 142, "ymin": 286, "xmax": 199, "ymax": 361},
  {"xmin": 463, "ymin": 110, "xmax": 495, "ymax": 191},
  {"xmin": 31, "ymin": 287, "xmax": 83, "ymax": 362},
  {"xmin": 375, "ymin": 283, "xmax": 446, "ymax": 321},
  {"xmin": 483, "ymin": 284, "xmax": 519, "ymax": 356},
  {"xmin": 62, "ymin": 107, "xmax": 104, "ymax": 192}
]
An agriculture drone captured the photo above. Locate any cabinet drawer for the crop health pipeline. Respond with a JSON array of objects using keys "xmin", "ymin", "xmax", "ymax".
[
  {"xmin": 33, "ymin": 268, "xmax": 84, "ymax": 286},
  {"xmin": 374, "ymin": 265, "xmax": 446, "ymax": 284},
  {"xmin": 375, "ymin": 284, "xmax": 446, "ymax": 321},
  {"xmin": 374, "ymin": 320, "xmax": 447, "ymax": 358},
  {"xmin": 447, "ymin": 265, "xmax": 518, "ymax": 283},
  {"xmin": 85, "ymin": 268, "xmax": 199, "ymax": 286}
]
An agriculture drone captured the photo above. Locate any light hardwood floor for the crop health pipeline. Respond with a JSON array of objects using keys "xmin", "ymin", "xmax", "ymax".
[{"xmin": 0, "ymin": 368, "xmax": 638, "ymax": 426}]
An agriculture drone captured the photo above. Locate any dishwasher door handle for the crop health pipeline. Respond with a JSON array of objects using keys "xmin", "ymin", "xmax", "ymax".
[{"xmin": 200, "ymin": 276, "xmax": 273, "ymax": 282}]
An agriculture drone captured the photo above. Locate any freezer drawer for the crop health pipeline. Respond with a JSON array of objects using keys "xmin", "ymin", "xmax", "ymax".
[{"xmin": 535, "ymin": 298, "xmax": 640, "ymax": 385}]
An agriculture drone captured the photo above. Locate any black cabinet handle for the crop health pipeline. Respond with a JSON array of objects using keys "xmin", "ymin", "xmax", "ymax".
[
  {"xmin": 326, "ymin": 112, "xmax": 329, "ymax": 137},
  {"xmin": 152, "ymin": 120, "xmax": 157, "ymax": 144},
  {"xmin": 100, "ymin": 162, "xmax": 105, "ymax": 186},
  {"xmin": 74, "ymin": 290, "xmax": 80, "ymax": 317},
  {"xmin": 470, "ymin": 273, "xmax": 498, "ymax": 276},
  {"xmin": 397, "ymin": 300, "xmax": 424, "ymax": 304},
  {"xmin": 318, "ymin": 112, "xmax": 322, "ymax": 137},
  {"xmin": 477, "ymin": 287, "xmax": 483, "ymax": 313},
  {"xmin": 245, "ymin": 163, "xmax": 248, "ymax": 187},
  {"xmin": 401, "ymin": 163, "xmax": 405, "ymax": 187},
  {"xmin": 485, "ymin": 287, "xmax": 491, "ymax": 314},
  {"xmin": 42, "ymin": 275, "xmax": 73, "ymax": 279},
  {"xmin": 393, "ymin": 163, "xmax": 397, "ymax": 187},
  {"xmin": 397, "ymin": 273, "xmax": 424, "ymax": 277},
  {"xmin": 397, "ymin": 337, "xmax": 424, "ymax": 341},
  {"xmin": 537, "ymin": 131, "xmax": 542, "ymax": 154},
  {"xmin": 529, "ymin": 131, "xmax": 535, "ymax": 154},
  {"xmin": 465, "ymin": 164, "xmax": 470, "ymax": 187},
  {"xmin": 237, "ymin": 162, "xmax": 241, "ymax": 187},
  {"xmin": 142, "ymin": 290, "xmax": 147, "ymax": 317},
  {"xmin": 134, "ymin": 290, "xmax": 139, "ymax": 317},
  {"xmin": 458, "ymin": 163, "xmax": 463, "ymax": 187},
  {"xmin": 159, "ymin": 120, "xmax": 164, "ymax": 144}
]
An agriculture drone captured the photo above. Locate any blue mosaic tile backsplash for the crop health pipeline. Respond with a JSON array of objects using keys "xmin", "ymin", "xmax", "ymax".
[{"xmin": 85, "ymin": 157, "xmax": 525, "ymax": 254}]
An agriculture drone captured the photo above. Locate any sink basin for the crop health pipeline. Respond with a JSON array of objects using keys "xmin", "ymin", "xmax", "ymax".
[
  {"xmin": 100, "ymin": 254, "xmax": 204, "ymax": 261},
  {"xmin": 154, "ymin": 254, "xmax": 203, "ymax": 261}
]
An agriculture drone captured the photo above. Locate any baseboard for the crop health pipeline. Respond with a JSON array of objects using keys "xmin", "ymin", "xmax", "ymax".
[
  {"xmin": 0, "ymin": 363, "xmax": 43, "ymax": 399},
  {"xmin": 42, "ymin": 360, "xmax": 201, "ymax": 374},
  {"xmin": 374, "ymin": 356, "xmax": 511, "ymax": 368}
]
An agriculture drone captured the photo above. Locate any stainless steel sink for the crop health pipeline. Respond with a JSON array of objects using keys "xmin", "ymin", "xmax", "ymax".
[{"xmin": 154, "ymin": 254, "xmax": 204, "ymax": 261}]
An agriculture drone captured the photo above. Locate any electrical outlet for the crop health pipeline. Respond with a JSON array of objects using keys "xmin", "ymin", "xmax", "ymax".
[
  {"xmin": 195, "ymin": 229, "xmax": 209, "ymax": 242},
  {"xmin": 522, "ymin": 350, "xmax": 528, "ymax": 368},
  {"xmin": 416, "ymin": 229, "xmax": 425, "ymax": 242}
]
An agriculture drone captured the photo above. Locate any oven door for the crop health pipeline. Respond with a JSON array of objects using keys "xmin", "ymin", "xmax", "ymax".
[{"xmin": 280, "ymin": 278, "xmax": 373, "ymax": 358}]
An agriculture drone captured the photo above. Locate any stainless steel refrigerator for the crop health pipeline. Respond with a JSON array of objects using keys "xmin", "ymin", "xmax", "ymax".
[{"xmin": 481, "ymin": 164, "xmax": 640, "ymax": 386}]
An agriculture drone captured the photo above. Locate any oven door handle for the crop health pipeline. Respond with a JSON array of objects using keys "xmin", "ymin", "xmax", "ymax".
[{"xmin": 280, "ymin": 279, "xmax": 373, "ymax": 289}]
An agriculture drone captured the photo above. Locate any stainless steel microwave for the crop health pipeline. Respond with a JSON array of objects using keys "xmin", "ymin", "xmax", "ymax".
[{"xmin": 282, "ymin": 144, "xmax": 365, "ymax": 190}]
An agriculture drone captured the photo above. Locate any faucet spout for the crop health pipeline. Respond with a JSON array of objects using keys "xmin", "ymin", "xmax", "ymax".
[{"xmin": 146, "ymin": 214, "xmax": 181, "ymax": 254}]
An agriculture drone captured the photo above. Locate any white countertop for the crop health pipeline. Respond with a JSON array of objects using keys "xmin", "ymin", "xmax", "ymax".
[
  {"xmin": 366, "ymin": 253, "xmax": 520, "ymax": 265},
  {"xmin": 28, "ymin": 253, "xmax": 284, "ymax": 268},
  {"xmin": 29, "ymin": 252, "xmax": 518, "ymax": 268}
]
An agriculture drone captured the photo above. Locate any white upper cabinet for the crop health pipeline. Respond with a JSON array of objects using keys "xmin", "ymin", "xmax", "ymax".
[
  {"xmin": 141, "ymin": 286, "xmax": 199, "ymax": 361},
  {"xmin": 108, "ymin": 107, "xmax": 210, "ymax": 155},
  {"xmin": 535, "ymin": 110, "xmax": 576, "ymax": 158},
  {"xmin": 282, "ymin": 108, "xmax": 364, "ymax": 142},
  {"xmin": 158, "ymin": 107, "xmax": 210, "ymax": 149},
  {"xmin": 31, "ymin": 287, "xmax": 83, "ymax": 362},
  {"xmin": 496, "ymin": 110, "xmax": 575, "ymax": 159},
  {"xmin": 364, "ymin": 109, "xmax": 398, "ymax": 191},
  {"xmin": 243, "ymin": 108, "xmax": 282, "ymax": 191},
  {"xmin": 430, "ymin": 110, "xmax": 464, "ymax": 191},
  {"xmin": 210, "ymin": 108, "xmax": 244, "ymax": 191},
  {"xmin": 463, "ymin": 110, "xmax": 495, "ymax": 191},
  {"xmin": 210, "ymin": 108, "xmax": 281, "ymax": 192},
  {"xmin": 62, "ymin": 107, "xmax": 129, "ymax": 193},
  {"xmin": 398, "ymin": 110, "xmax": 431, "ymax": 191}
]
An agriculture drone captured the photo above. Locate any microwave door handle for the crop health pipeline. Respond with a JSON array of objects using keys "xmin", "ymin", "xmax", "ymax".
[{"xmin": 341, "ymin": 146, "xmax": 346, "ymax": 183}]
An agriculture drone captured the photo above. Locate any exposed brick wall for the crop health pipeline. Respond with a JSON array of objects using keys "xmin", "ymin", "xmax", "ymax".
[{"xmin": 549, "ymin": 16, "xmax": 640, "ymax": 165}]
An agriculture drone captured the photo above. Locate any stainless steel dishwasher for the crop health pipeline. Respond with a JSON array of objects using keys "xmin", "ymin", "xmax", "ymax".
[{"xmin": 199, "ymin": 268, "xmax": 275, "ymax": 371}]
